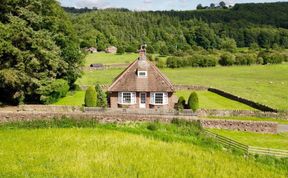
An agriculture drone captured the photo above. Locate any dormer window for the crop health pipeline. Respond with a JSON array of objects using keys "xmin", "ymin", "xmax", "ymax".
[{"xmin": 138, "ymin": 71, "xmax": 147, "ymax": 78}]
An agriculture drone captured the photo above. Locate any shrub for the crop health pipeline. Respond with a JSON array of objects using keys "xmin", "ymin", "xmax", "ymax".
[
  {"xmin": 159, "ymin": 45, "xmax": 169, "ymax": 56},
  {"xmin": 219, "ymin": 53, "xmax": 235, "ymax": 66},
  {"xmin": 235, "ymin": 53, "xmax": 257, "ymax": 65},
  {"xmin": 176, "ymin": 96, "xmax": 186, "ymax": 111},
  {"xmin": 85, "ymin": 86, "xmax": 97, "ymax": 107},
  {"xmin": 188, "ymin": 92, "xmax": 199, "ymax": 112},
  {"xmin": 125, "ymin": 45, "xmax": 136, "ymax": 53},
  {"xmin": 147, "ymin": 123, "xmax": 158, "ymax": 131},
  {"xmin": 156, "ymin": 59, "xmax": 165, "ymax": 68},
  {"xmin": 117, "ymin": 46, "xmax": 125, "ymax": 54},
  {"xmin": 259, "ymin": 51, "xmax": 285, "ymax": 64},
  {"xmin": 95, "ymin": 84, "xmax": 107, "ymax": 108},
  {"xmin": 37, "ymin": 79, "xmax": 69, "ymax": 104}
]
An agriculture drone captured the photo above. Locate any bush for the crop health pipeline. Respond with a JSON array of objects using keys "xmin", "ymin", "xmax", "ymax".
[
  {"xmin": 188, "ymin": 92, "xmax": 199, "ymax": 112},
  {"xmin": 95, "ymin": 84, "xmax": 107, "ymax": 108},
  {"xmin": 235, "ymin": 53, "xmax": 257, "ymax": 65},
  {"xmin": 259, "ymin": 51, "xmax": 285, "ymax": 65},
  {"xmin": 159, "ymin": 45, "xmax": 169, "ymax": 56},
  {"xmin": 85, "ymin": 86, "xmax": 97, "ymax": 107},
  {"xmin": 147, "ymin": 123, "xmax": 158, "ymax": 131},
  {"xmin": 37, "ymin": 79, "xmax": 69, "ymax": 104},
  {"xmin": 156, "ymin": 59, "xmax": 165, "ymax": 68},
  {"xmin": 219, "ymin": 53, "xmax": 235, "ymax": 66},
  {"xmin": 125, "ymin": 45, "xmax": 136, "ymax": 53},
  {"xmin": 117, "ymin": 46, "xmax": 125, "ymax": 54},
  {"xmin": 176, "ymin": 96, "xmax": 186, "ymax": 111}
]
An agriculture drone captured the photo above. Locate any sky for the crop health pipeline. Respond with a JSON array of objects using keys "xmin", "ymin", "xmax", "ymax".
[{"xmin": 60, "ymin": 0, "xmax": 286, "ymax": 11}]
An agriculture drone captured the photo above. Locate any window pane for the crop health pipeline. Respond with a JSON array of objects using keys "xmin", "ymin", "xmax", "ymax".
[
  {"xmin": 155, "ymin": 93, "xmax": 163, "ymax": 104},
  {"xmin": 123, "ymin": 93, "xmax": 131, "ymax": 103}
]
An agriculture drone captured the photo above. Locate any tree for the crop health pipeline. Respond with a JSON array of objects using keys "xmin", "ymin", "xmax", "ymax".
[
  {"xmin": 196, "ymin": 4, "xmax": 203, "ymax": 10},
  {"xmin": 210, "ymin": 3, "xmax": 216, "ymax": 9},
  {"xmin": 188, "ymin": 92, "xmax": 199, "ymax": 112},
  {"xmin": 95, "ymin": 83, "xmax": 107, "ymax": 108},
  {"xmin": 0, "ymin": 0, "xmax": 83, "ymax": 105},
  {"xmin": 85, "ymin": 86, "xmax": 97, "ymax": 107},
  {"xmin": 219, "ymin": 1, "xmax": 226, "ymax": 8}
]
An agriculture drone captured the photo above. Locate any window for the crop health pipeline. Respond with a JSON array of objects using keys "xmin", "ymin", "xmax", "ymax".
[
  {"xmin": 155, "ymin": 93, "xmax": 164, "ymax": 104},
  {"xmin": 138, "ymin": 71, "xmax": 147, "ymax": 77},
  {"xmin": 150, "ymin": 92, "xmax": 168, "ymax": 105},
  {"xmin": 123, "ymin": 92, "xmax": 131, "ymax": 104},
  {"xmin": 118, "ymin": 92, "xmax": 136, "ymax": 104}
]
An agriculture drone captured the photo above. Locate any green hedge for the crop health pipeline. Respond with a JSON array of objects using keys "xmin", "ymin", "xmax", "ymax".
[{"xmin": 85, "ymin": 86, "xmax": 97, "ymax": 107}]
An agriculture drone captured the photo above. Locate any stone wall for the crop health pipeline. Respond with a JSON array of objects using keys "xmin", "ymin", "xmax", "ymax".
[
  {"xmin": 0, "ymin": 111, "xmax": 278, "ymax": 133},
  {"xmin": 200, "ymin": 119, "xmax": 277, "ymax": 134}
]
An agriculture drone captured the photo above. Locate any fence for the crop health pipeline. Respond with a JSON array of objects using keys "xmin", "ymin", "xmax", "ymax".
[{"xmin": 204, "ymin": 130, "xmax": 288, "ymax": 158}]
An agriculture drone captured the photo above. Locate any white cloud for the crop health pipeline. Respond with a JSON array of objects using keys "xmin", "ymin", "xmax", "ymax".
[{"xmin": 143, "ymin": 0, "xmax": 153, "ymax": 3}]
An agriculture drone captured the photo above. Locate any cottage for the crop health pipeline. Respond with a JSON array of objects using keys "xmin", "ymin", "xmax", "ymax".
[
  {"xmin": 105, "ymin": 46, "xmax": 117, "ymax": 54},
  {"xmin": 85, "ymin": 47, "xmax": 97, "ymax": 53},
  {"xmin": 108, "ymin": 45, "xmax": 175, "ymax": 109}
]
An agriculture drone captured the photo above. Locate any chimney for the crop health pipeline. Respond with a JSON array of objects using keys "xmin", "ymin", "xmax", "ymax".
[{"xmin": 138, "ymin": 44, "xmax": 147, "ymax": 60}]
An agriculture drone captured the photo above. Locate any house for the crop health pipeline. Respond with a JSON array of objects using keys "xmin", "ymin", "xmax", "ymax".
[
  {"xmin": 108, "ymin": 45, "xmax": 175, "ymax": 109},
  {"xmin": 105, "ymin": 46, "xmax": 117, "ymax": 54}
]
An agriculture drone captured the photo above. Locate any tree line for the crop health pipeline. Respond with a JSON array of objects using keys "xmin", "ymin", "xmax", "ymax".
[{"xmin": 67, "ymin": 2, "xmax": 288, "ymax": 54}]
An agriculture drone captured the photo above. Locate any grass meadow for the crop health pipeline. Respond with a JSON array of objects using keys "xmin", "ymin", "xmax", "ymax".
[
  {"xmin": 0, "ymin": 119, "xmax": 287, "ymax": 177},
  {"xmin": 210, "ymin": 129, "xmax": 288, "ymax": 150},
  {"xmin": 85, "ymin": 52, "xmax": 138, "ymax": 66},
  {"xmin": 77, "ymin": 53, "xmax": 288, "ymax": 110}
]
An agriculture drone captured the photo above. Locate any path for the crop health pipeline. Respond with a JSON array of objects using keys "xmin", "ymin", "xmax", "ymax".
[{"xmin": 278, "ymin": 124, "xmax": 288, "ymax": 133}]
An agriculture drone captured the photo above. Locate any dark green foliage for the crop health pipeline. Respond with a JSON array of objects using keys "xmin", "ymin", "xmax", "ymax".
[
  {"xmin": 85, "ymin": 86, "xmax": 97, "ymax": 107},
  {"xmin": 176, "ymin": 96, "xmax": 186, "ymax": 110},
  {"xmin": 95, "ymin": 83, "xmax": 107, "ymax": 108},
  {"xmin": 156, "ymin": 59, "xmax": 165, "ymax": 68},
  {"xmin": 0, "ymin": 0, "xmax": 83, "ymax": 105},
  {"xmin": 37, "ymin": 79, "xmax": 69, "ymax": 104},
  {"xmin": 259, "ymin": 51, "xmax": 285, "ymax": 65},
  {"xmin": 219, "ymin": 53, "xmax": 235, "ymax": 66},
  {"xmin": 166, "ymin": 55, "xmax": 217, "ymax": 68},
  {"xmin": 188, "ymin": 92, "xmax": 199, "ymax": 112},
  {"xmin": 171, "ymin": 118, "xmax": 203, "ymax": 136},
  {"xmin": 117, "ymin": 46, "xmax": 125, "ymax": 54},
  {"xmin": 235, "ymin": 53, "xmax": 257, "ymax": 65},
  {"xmin": 147, "ymin": 123, "xmax": 159, "ymax": 131}
]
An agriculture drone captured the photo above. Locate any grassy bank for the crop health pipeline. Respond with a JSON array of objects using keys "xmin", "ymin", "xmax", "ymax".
[
  {"xmin": 210, "ymin": 129, "xmax": 288, "ymax": 150},
  {"xmin": 0, "ymin": 119, "xmax": 287, "ymax": 177},
  {"xmin": 206, "ymin": 116, "xmax": 288, "ymax": 125}
]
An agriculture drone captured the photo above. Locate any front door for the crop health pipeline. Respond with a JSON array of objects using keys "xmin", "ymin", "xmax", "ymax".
[{"xmin": 140, "ymin": 93, "xmax": 146, "ymax": 108}]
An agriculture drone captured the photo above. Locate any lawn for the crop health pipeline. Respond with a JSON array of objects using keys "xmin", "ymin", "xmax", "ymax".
[
  {"xmin": 210, "ymin": 129, "xmax": 288, "ymax": 150},
  {"xmin": 206, "ymin": 116, "xmax": 288, "ymax": 125},
  {"xmin": 162, "ymin": 65, "xmax": 288, "ymax": 110},
  {"xmin": 176, "ymin": 90, "xmax": 254, "ymax": 110},
  {"xmin": 0, "ymin": 121, "xmax": 287, "ymax": 177},
  {"xmin": 85, "ymin": 52, "xmax": 138, "ymax": 66},
  {"xmin": 54, "ymin": 91, "xmax": 85, "ymax": 106}
]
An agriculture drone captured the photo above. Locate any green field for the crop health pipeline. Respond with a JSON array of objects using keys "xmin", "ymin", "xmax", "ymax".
[
  {"xmin": 210, "ymin": 129, "xmax": 288, "ymax": 150},
  {"xmin": 162, "ymin": 65, "xmax": 288, "ymax": 110},
  {"xmin": 0, "ymin": 121, "xmax": 287, "ymax": 177},
  {"xmin": 176, "ymin": 90, "xmax": 254, "ymax": 110}
]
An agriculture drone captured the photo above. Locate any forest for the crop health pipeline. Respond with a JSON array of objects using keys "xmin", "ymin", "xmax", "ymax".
[{"xmin": 67, "ymin": 2, "xmax": 288, "ymax": 53}]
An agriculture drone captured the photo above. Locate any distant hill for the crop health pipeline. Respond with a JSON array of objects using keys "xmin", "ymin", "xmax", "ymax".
[{"xmin": 65, "ymin": 2, "xmax": 288, "ymax": 52}]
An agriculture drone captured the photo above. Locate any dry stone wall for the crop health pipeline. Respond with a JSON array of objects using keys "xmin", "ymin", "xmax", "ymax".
[{"xmin": 0, "ymin": 111, "xmax": 278, "ymax": 133}]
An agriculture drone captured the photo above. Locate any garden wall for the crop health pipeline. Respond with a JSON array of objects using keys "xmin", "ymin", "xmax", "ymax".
[{"xmin": 0, "ymin": 111, "xmax": 278, "ymax": 133}]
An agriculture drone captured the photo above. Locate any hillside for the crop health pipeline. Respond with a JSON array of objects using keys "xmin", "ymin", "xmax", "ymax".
[{"xmin": 67, "ymin": 2, "xmax": 288, "ymax": 52}]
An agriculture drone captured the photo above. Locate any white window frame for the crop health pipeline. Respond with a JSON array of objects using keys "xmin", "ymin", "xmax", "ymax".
[
  {"xmin": 150, "ymin": 92, "xmax": 168, "ymax": 105},
  {"xmin": 118, "ymin": 92, "xmax": 136, "ymax": 105},
  {"xmin": 137, "ymin": 71, "xmax": 148, "ymax": 78}
]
